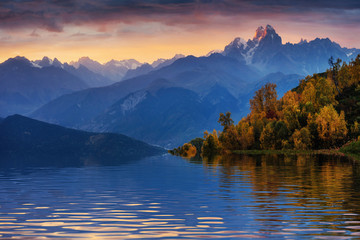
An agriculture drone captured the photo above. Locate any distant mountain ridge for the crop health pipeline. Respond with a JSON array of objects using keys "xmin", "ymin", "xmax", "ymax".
[
  {"xmin": 0, "ymin": 56, "xmax": 89, "ymax": 117},
  {"xmin": 69, "ymin": 54, "xmax": 185, "ymax": 82},
  {"xmin": 34, "ymin": 56, "xmax": 114, "ymax": 87},
  {"xmin": 0, "ymin": 114, "xmax": 164, "ymax": 167},
  {"xmin": 0, "ymin": 56, "xmax": 118, "ymax": 117}
]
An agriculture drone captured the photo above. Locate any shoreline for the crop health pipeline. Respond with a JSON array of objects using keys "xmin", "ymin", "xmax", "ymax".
[{"xmin": 232, "ymin": 149, "xmax": 360, "ymax": 161}]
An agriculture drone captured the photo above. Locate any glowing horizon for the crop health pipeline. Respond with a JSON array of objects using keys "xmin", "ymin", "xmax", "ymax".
[{"xmin": 0, "ymin": 0, "xmax": 359, "ymax": 64}]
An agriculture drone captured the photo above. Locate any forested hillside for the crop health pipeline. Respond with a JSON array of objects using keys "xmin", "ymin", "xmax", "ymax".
[{"xmin": 172, "ymin": 55, "xmax": 360, "ymax": 157}]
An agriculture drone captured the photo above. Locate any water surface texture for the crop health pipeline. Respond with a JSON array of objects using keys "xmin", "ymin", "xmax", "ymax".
[{"xmin": 1, "ymin": 154, "xmax": 360, "ymax": 239}]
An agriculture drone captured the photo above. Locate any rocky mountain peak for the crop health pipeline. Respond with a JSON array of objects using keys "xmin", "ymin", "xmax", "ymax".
[
  {"xmin": 253, "ymin": 25, "xmax": 280, "ymax": 43},
  {"xmin": 253, "ymin": 26, "xmax": 265, "ymax": 41}
]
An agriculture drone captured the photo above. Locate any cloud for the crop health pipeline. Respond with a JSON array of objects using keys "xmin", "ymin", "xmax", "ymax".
[
  {"xmin": 0, "ymin": 0, "xmax": 359, "ymax": 33},
  {"xmin": 30, "ymin": 29, "xmax": 39, "ymax": 37},
  {"xmin": 69, "ymin": 31, "xmax": 111, "ymax": 39}
]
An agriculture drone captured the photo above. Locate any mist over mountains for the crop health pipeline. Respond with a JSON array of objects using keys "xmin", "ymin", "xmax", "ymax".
[{"xmin": 3, "ymin": 25, "xmax": 360, "ymax": 147}]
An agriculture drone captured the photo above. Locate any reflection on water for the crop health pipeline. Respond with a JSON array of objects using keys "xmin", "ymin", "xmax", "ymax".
[{"xmin": 1, "ymin": 154, "xmax": 360, "ymax": 239}]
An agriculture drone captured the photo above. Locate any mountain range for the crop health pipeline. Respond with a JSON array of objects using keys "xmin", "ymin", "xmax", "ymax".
[
  {"xmin": 222, "ymin": 25, "xmax": 360, "ymax": 76},
  {"xmin": 70, "ymin": 54, "xmax": 185, "ymax": 81},
  {"xmin": 0, "ymin": 57, "xmax": 89, "ymax": 117},
  {"xmin": 3, "ymin": 25, "xmax": 360, "ymax": 148}
]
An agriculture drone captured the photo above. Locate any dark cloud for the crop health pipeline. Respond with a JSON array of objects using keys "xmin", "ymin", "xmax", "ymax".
[{"xmin": 0, "ymin": 0, "xmax": 359, "ymax": 32}]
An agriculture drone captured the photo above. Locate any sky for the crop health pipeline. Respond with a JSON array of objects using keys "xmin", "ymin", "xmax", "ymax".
[{"xmin": 0, "ymin": 0, "xmax": 360, "ymax": 64}]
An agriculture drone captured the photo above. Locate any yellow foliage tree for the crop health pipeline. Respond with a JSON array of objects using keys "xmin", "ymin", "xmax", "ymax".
[
  {"xmin": 292, "ymin": 127, "xmax": 312, "ymax": 150},
  {"xmin": 280, "ymin": 91, "xmax": 301, "ymax": 132},
  {"xmin": 181, "ymin": 143, "xmax": 197, "ymax": 158},
  {"xmin": 315, "ymin": 105, "xmax": 348, "ymax": 147},
  {"xmin": 301, "ymin": 76, "xmax": 337, "ymax": 112},
  {"xmin": 237, "ymin": 120, "xmax": 255, "ymax": 150}
]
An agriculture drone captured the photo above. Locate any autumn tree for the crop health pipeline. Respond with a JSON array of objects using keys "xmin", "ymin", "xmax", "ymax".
[
  {"xmin": 219, "ymin": 125, "xmax": 241, "ymax": 153},
  {"xmin": 181, "ymin": 143, "xmax": 197, "ymax": 158},
  {"xmin": 218, "ymin": 112, "xmax": 234, "ymax": 132},
  {"xmin": 292, "ymin": 127, "xmax": 312, "ymax": 150},
  {"xmin": 260, "ymin": 121, "xmax": 289, "ymax": 150},
  {"xmin": 237, "ymin": 119, "xmax": 255, "ymax": 150},
  {"xmin": 301, "ymin": 76, "xmax": 337, "ymax": 112},
  {"xmin": 189, "ymin": 138, "xmax": 204, "ymax": 155},
  {"xmin": 202, "ymin": 130, "xmax": 222, "ymax": 157},
  {"xmin": 250, "ymin": 83, "xmax": 278, "ymax": 119},
  {"xmin": 260, "ymin": 122, "xmax": 276, "ymax": 149},
  {"xmin": 248, "ymin": 114, "xmax": 265, "ymax": 149},
  {"xmin": 280, "ymin": 91, "xmax": 301, "ymax": 132},
  {"xmin": 315, "ymin": 105, "xmax": 348, "ymax": 147}
]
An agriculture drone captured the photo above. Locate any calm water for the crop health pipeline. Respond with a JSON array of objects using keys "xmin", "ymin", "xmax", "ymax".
[{"xmin": 1, "ymin": 153, "xmax": 360, "ymax": 239}]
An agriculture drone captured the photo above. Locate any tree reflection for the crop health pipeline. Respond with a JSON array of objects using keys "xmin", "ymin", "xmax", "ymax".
[{"xmin": 185, "ymin": 153, "xmax": 360, "ymax": 226}]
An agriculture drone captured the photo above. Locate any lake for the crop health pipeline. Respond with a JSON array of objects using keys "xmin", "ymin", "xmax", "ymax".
[{"xmin": 1, "ymin": 153, "xmax": 360, "ymax": 239}]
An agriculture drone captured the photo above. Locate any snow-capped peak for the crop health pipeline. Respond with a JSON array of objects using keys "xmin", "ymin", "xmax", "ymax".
[
  {"xmin": 31, "ymin": 62, "xmax": 42, "ymax": 68},
  {"xmin": 206, "ymin": 49, "xmax": 223, "ymax": 57},
  {"xmin": 229, "ymin": 37, "xmax": 248, "ymax": 49}
]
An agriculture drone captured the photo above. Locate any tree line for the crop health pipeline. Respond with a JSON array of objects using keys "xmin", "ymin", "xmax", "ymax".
[{"xmin": 170, "ymin": 55, "xmax": 360, "ymax": 157}]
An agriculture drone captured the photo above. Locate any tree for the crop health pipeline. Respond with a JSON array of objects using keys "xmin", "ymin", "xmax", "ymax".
[
  {"xmin": 260, "ymin": 121, "xmax": 289, "ymax": 150},
  {"xmin": 219, "ymin": 125, "xmax": 241, "ymax": 152},
  {"xmin": 237, "ymin": 120, "xmax": 255, "ymax": 150},
  {"xmin": 250, "ymin": 83, "xmax": 278, "ymax": 119},
  {"xmin": 301, "ymin": 76, "xmax": 337, "ymax": 112},
  {"xmin": 202, "ymin": 130, "xmax": 222, "ymax": 157},
  {"xmin": 218, "ymin": 112, "xmax": 234, "ymax": 132},
  {"xmin": 280, "ymin": 91, "xmax": 301, "ymax": 132},
  {"xmin": 189, "ymin": 138, "xmax": 204, "ymax": 155},
  {"xmin": 328, "ymin": 56, "xmax": 341, "ymax": 94},
  {"xmin": 315, "ymin": 105, "xmax": 348, "ymax": 147},
  {"xmin": 292, "ymin": 127, "xmax": 312, "ymax": 150},
  {"xmin": 260, "ymin": 122, "xmax": 276, "ymax": 150}
]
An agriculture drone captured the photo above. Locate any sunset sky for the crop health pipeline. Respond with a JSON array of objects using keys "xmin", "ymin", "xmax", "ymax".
[{"xmin": 0, "ymin": 0, "xmax": 359, "ymax": 64}]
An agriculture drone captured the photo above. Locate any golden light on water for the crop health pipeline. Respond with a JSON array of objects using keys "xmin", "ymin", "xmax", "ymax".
[{"xmin": 0, "ymin": 202, "xmax": 236, "ymax": 239}]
